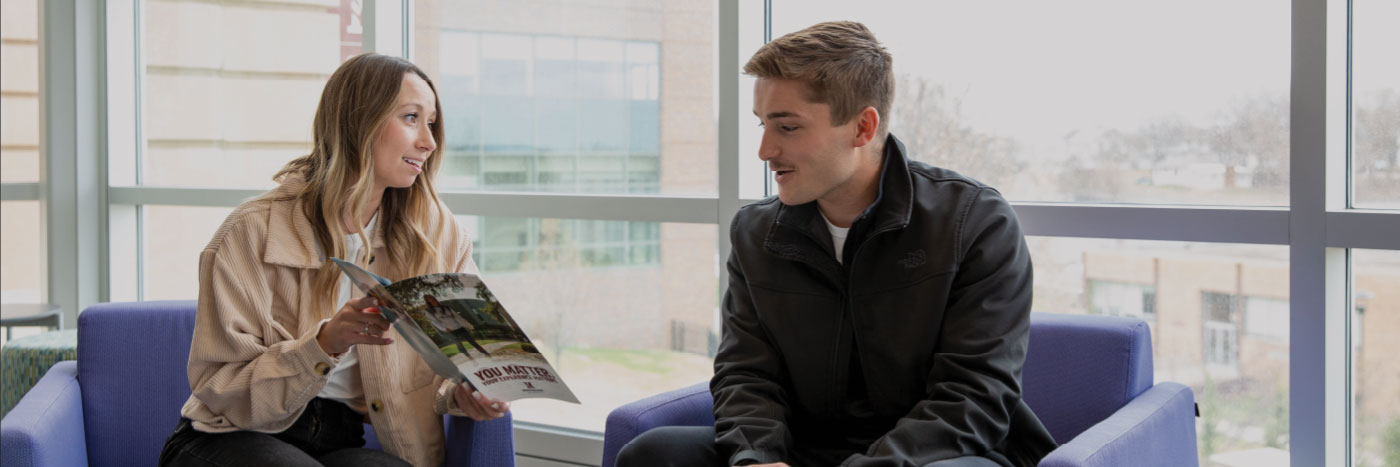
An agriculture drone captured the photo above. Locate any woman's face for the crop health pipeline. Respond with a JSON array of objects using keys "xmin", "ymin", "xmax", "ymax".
[{"xmin": 372, "ymin": 73, "xmax": 438, "ymax": 192}]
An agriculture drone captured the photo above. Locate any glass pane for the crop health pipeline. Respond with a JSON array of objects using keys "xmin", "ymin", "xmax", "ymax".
[
  {"xmin": 1351, "ymin": 249, "xmax": 1400, "ymax": 466},
  {"xmin": 1, "ymin": 201, "xmax": 42, "ymax": 303},
  {"xmin": 1026, "ymin": 237, "xmax": 1290, "ymax": 464},
  {"xmin": 140, "ymin": 0, "xmax": 355, "ymax": 188},
  {"xmin": 415, "ymin": 1, "xmax": 717, "ymax": 196},
  {"xmin": 1351, "ymin": 1, "xmax": 1400, "ymax": 209},
  {"xmin": 0, "ymin": 0, "xmax": 40, "ymax": 183},
  {"xmin": 771, "ymin": 1, "xmax": 1289, "ymax": 205},
  {"xmin": 142, "ymin": 205, "xmax": 233, "ymax": 300},
  {"xmin": 458, "ymin": 215, "xmax": 718, "ymax": 432}
]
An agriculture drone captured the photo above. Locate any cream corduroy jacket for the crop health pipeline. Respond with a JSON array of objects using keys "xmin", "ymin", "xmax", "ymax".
[{"xmin": 179, "ymin": 178, "xmax": 475, "ymax": 467}]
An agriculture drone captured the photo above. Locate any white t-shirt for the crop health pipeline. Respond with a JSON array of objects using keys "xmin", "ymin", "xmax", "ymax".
[
  {"xmin": 820, "ymin": 211, "xmax": 851, "ymax": 264},
  {"xmin": 317, "ymin": 218, "xmax": 376, "ymax": 410}
]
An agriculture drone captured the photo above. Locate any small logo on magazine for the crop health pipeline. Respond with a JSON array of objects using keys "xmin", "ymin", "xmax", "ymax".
[{"xmin": 522, "ymin": 381, "xmax": 543, "ymax": 393}]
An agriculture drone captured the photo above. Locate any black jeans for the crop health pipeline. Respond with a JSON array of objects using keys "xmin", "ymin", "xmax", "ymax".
[
  {"xmin": 616, "ymin": 426, "xmax": 1005, "ymax": 467},
  {"xmin": 158, "ymin": 398, "xmax": 410, "ymax": 467}
]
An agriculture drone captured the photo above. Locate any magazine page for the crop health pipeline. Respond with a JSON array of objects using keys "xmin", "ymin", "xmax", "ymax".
[
  {"xmin": 330, "ymin": 258, "xmax": 467, "ymax": 384},
  {"xmin": 382, "ymin": 272, "xmax": 580, "ymax": 404},
  {"xmin": 333, "ymin": 258, "xmax": 579, "ymax": 403}
]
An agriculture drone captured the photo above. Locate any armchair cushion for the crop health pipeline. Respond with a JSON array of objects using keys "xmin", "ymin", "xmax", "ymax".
[{"xmin": 0, "ymin": 361, "xmax": 88, "ymax": 467}]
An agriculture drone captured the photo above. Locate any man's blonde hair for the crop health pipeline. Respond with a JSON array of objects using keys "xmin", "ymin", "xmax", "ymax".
[{"xmin": 744, "ymin": 21, "xmax": 894, "ymax": 138}]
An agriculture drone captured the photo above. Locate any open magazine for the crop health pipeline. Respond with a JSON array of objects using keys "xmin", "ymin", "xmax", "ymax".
[{"xmin": 331, "ymin": 258, "xmax": 579, "ymax": 404}]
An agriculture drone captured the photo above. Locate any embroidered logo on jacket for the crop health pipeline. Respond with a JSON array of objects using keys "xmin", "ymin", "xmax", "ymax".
[{"xmin": 898, "ymin": 249, "xmax": 927, "ymax": 269}]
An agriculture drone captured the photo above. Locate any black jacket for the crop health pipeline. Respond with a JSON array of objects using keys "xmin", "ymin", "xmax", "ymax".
[{"xmin": 712, "ymin": 134, "xmax": 1057, "ymax": 467}]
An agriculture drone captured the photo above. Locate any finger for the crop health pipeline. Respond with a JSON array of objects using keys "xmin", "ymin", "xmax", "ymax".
[
  {"xmin": 473, "ymin": 391, "xmax": 509, "ymax": 417},
  {"xmin": 358, "ymin": 308, "xmax": 392, "ymax": 329},
  {"xmin": 456, "ymin": 390, "xmax": 490, "ymax": 421},
  {"xmin": 340, "ymin": 295, "xmax": 377, "ymax": 313}
]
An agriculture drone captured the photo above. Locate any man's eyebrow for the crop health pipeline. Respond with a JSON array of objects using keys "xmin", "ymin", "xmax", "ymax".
[{"xmin": 754, "ymin": 111, "xmax": 799, "ymax": 120}]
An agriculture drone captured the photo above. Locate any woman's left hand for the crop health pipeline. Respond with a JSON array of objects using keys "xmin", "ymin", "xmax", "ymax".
[{"xmin": 452, "ymin": 384, "xmax": 510, "ymax": 421}]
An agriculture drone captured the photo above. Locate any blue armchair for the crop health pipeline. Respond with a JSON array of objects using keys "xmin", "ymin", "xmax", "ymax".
[
  {"xmin": 601, "ymin": 312, "xmax": 1198, "ymax": 467},
  {"xmin": 0, "ymin": 301, "xmax": 514, "ymax": 467}
]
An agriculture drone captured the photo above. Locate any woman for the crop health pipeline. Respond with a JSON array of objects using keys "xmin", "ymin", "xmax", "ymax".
[
  {"xmin": 423, "ymin": 294, "xmax": 492, "ymax": 358},
  {"xmin": 159, "ymin": 54, "xmax": 508, "ymax": 467}
]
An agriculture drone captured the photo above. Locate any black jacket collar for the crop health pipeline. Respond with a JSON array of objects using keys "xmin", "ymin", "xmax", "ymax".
[{"xmin": 765, "ymin": 134, "xmax": 915, "ymax": 266}]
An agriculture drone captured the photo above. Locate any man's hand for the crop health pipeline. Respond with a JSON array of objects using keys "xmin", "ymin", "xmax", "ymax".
[
  {"xmin": 316, "ymin": 295, "xmax": 392, "ymax": 355},
  {"xmin": 452, "ymin": 383, "xmax": 510, "ymax": 421}
]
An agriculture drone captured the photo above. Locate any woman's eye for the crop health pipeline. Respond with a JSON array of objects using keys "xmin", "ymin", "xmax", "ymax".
[{"xmin": 405, "ymin": 113, "xmax": 418, "ymax": 123}]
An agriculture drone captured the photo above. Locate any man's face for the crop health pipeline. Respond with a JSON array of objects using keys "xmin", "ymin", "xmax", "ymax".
[{"xmin": 753, "ymin": 78, "xmax": 864, "ymax": 206}]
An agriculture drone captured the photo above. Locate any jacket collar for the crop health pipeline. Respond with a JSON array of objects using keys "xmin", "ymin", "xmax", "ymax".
[
  {"xmin": 264, "ymin": 177, "xmax": 387, "ymax": 269},
  {"xmin": 766, "ymin": 133, "xmax": 915, "ymax": 263}
]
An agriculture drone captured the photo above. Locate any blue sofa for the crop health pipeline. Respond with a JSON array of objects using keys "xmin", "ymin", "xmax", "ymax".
[
  {"xmin": 0, "ymin": 300, "xmax": 514, "ymax": 467},
  {"xmin": 601, "ymin": 312, "xmax": 1198, "ymax": 467}
]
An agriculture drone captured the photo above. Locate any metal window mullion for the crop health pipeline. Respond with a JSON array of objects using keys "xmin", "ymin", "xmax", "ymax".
[
  {"xmin": 1290, "ymin": 0, "xmax": 1349, "ymax": 465},
  {"xmin": 717, "ymin": 0, "xmax": 742, "ymax": 299},
  {"xmin": 41, "ymin": 0, "xmax": 106, "ymax": 326}
]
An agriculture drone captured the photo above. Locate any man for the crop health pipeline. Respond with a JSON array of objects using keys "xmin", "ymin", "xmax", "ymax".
[{"xmin": 617, "ymin": 21, "xmax": 1057, "ymax": 467}]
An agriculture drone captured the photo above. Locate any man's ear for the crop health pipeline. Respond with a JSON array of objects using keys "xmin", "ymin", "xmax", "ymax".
[{"xmin": 853, "ymin": 106, "xmax": 880, "ymax": 148}]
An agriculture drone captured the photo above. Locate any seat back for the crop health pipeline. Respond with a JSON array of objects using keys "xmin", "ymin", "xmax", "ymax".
[
  {"xmin": 1021, "ymin": 312, "xmax": 1154, "ymax": 444},
  {"xmin": 77, "ymin": 300, "xmax": 198, "ymax": 467}
]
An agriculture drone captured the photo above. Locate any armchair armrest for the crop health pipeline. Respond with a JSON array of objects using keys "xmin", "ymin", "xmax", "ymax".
[
  {"xmin": 0, "ymin": 361, "xmax": 90, "ymax": 467},
  {"xmin": 1040, "ymin": 382, "xmax": 1197, "ymax": 467},
  {"xmin": 602, "ymin": 383, "xmax": 714, "ymax": 467},
  {"xmin": 443, "ymin": 412, "xmax": 515, "ymax": 467}
]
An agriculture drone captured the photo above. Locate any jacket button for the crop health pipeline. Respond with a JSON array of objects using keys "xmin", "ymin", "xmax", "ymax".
[
  {"xmin": 314, "ymin": 362, "xmax": 330, "ymax": 376},
  {"xmin": 370, "ymin": 399, "xmax": 384, "ymax": 412}
]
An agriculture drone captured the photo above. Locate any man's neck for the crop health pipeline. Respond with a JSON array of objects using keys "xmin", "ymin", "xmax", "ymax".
[{"xmin": 816, "ymin": 149, "xmax": 883, "ymax": 228}]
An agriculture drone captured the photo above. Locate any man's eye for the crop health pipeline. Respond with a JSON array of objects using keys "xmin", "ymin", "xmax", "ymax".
[{"xmin": 781, "ymin": 126, "xmax": 798, "ymax": 132}]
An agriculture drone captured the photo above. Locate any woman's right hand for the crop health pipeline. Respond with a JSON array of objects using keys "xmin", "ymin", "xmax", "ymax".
[{"xmin": 316, "ymin": 295, "xmax": 393, "ymax": 355}]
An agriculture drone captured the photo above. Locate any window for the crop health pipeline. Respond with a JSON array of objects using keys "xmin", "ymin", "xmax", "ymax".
[
  {"xmin": 1350, "ymin": 0, "xmax": 1400, "ymax": 209},
  {"xmin": 467, "ymin": 216, "xmax": 661, "ymax": 273},
  {"xmin": 433, "ymin": 32, "xmax": 662, "ymax": 193},
  {"xmin": 1089, "ymin": 281, "xmax": 1156, "ymax": 321},
  {"xmin": 413, "ymin": 1, "xmax": 721, "ymax": 434},
  {"xmin": 771, "ymin": 0, "xmax": 1290, "ymax": 205},
  {"xmin": 1201, "ymin": 292, "xmax": 1240, "ymax": 369},
  {"xmin": 1026, "ymin": 237, "xmax": 1290, "ymax": 461},
  {"xmin": 1244, "ymin": 297, "xmax": 1289, "ymax": 341},
  {"xmin": 0, "ymin": 0, "xmax": 42, "ymax": 307},
  {"xmin": 138, "ymin": 0, "xmax": 353, "ymax": 189},
  {"xmin": 1350, "ymin": 249, "xmax": 1400, "ymax": 466},
  {"xmin": 457, "ymin": 216, "xmax": 717, "ymax": 432},
  {"xmin": 415, "ymin": 1, "xmax": 715, "ymax": 196}
]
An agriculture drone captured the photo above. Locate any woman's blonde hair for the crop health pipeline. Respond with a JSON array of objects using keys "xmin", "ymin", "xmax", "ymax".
[{"xmin": 272, "ymin": 53, "xmax": 449, "ymax": 312}]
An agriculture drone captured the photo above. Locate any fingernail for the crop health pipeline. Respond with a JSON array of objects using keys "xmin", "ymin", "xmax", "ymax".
[
  {"xmin": 473, "ymin": 391, "xmax": 483, "ymax": 399},
  {"xmin": 491, "ymin": 403, "xmax": 500, "ymax": 410}
]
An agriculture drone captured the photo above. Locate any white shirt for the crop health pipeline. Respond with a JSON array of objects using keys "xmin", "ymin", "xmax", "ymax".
[
  {"xmin": 317, "ymin": 218, "xmax": 376, "ymax": 410},
  {"xmin": 820, "ymin": 211, "xmax": 851, "ymax": 264}
]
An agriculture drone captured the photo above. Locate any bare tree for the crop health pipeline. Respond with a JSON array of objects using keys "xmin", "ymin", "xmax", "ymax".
[
  {"xmin": 889, "ymin": 75, "xmax": 1021, "ymax": 187},
  {"xmin": 1354, "ymin": 89, "xmax": 1400, "ymax": 199},
  {"xmin": 1206, "ymin": 94, "xmax": 1289, "ymax": 189}
]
